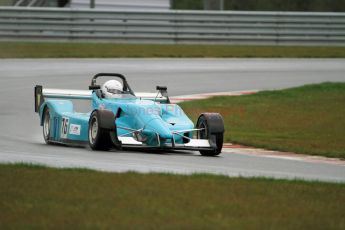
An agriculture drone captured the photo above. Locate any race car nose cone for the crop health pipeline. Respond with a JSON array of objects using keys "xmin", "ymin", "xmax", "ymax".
[{"xmin": 145, "ymin": 118, "xmax": 172, "ymax": 139}]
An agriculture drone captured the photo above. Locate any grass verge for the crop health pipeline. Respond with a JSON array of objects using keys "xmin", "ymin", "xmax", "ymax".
[
  {"xmin": 1, "ymin": 42, "xmax": 345, "ymax": 58},
  {"xmin": 0, "ymin": 163, "xmax": 344, "ymax": 229},
  {"xmin": 180, "ymin": 82, "xmax": 345, "ymax": 158},
  {"xmin": 0, "ymin": 0, "xmax": 12, "ymax": 6}
]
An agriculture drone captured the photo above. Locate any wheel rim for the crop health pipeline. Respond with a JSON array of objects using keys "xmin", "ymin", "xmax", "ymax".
[
  {"xmin": 89, "ymin": 117, "xmax": 98, "ymax": 145},
  {"xmin": 43, "ymin": 111, "xmax": 50, "ymax": 139},
  {"xmin": 198, "ymin": 120, "xmax": 208, "ymax": 139}
]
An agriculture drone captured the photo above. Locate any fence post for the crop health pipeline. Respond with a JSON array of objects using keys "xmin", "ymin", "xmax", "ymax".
[{"xmin": 90, "ymin": 0, "xmax": 95, "ymax": 8}]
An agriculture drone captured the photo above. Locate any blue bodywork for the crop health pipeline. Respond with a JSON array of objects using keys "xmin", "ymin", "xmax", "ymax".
[{"xmin": 38, "ymin": 92, "xmax": 194, "ymax": 147}]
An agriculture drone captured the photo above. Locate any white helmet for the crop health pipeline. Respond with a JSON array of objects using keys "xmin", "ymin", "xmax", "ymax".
[{"xmin": 102, "ymin": 80, "xmax": 123, "ymax": 98}]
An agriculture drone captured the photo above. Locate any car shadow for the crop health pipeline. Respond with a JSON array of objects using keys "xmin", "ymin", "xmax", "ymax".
[
  {"xmin": 118, "ymin": 147, "xmax": 196, "ymax": 156},
  {"xmin": 32, "ymin": 142, "xmax": 221, "ymax": 157}
]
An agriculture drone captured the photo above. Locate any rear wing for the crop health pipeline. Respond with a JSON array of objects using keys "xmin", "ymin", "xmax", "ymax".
[
  {"xmin": 42, "ymin": 88, "xmax": 92, "ymax": 100},
  {"xmin": 34, "ymin": 85, "xmax": 92, "ymax": 112},
  {"xmin": 34, "ymin": 85, "xmax": 170, "ymax": 112},
  {"xmin": 135, "ymin": 92, "xmax": 169, "ymax": 103},
  {"xmin": 137, "ymin": 86, "xmax": 170, "ymax": 103}
]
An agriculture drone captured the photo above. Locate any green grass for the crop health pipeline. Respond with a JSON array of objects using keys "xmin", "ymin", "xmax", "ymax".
[
  {"xmin": 180, "ymin": 82, "xmax": 345, "ymax": 158},
  {"xmin": 0, "ymin": 163, "xmax": 344, "ymax": 229},
  {"xmin": 0, "ymin": 0, "xmax": 12, "ymax": 6},
  {"xmin": 1, "ymin": 42, "xmax": 345, "ymax": 58}
]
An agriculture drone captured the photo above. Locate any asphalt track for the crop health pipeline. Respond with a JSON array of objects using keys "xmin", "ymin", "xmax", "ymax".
[{"xmin": 1, "ymin": 58, "xmax": 345, "ymax": 182}]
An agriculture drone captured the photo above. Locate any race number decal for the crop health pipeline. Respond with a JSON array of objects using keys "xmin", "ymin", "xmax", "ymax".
[{"xmin": 61, "ymin": 117, "xmax": 69, "ymax": 139}]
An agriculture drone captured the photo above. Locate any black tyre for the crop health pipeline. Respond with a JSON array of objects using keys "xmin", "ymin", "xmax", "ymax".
[
  {"xmin": 43, "ymin": 107, "xmax": 52, "ymax": 144},
  {"xmin": 196, "ymin": 113, "xmax": 224, "ymax": 156},
  {"xmin": 88, "ymin": 111, "xmax": 113, "ymax": 151}
]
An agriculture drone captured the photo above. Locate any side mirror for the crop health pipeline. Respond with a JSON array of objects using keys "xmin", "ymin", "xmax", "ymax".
[
  {"xmin": 156, "ymin": 86, "xmax": 167, "ymax": 91},
  {"xmin": 89, "ymin": 85, "xmax": 101, "ymax": 90},
  {"xmin": 156, "ymin": 85, "xmax": 170, "ymax": 103}
]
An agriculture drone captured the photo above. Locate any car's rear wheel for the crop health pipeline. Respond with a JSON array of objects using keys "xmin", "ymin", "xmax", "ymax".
[
  {"xmin": 88, "ymin": 111, "xmax": 113, "ymax": 151},
  {"xmin": 197, "ymin": 113, "xmax": 224, "ymax": 156},
  {"xmin": 43, "ymin": 107, "xmax": 51, "ymax": 144}
]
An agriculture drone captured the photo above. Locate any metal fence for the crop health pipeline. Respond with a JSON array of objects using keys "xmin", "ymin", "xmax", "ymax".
[
  {"xmin": 0, "ymin": 7, "xmax": 344, "ymax": 45},
  {"xmin": 70, "ymin": 0, "xmax": 170, "ymax": 10}
]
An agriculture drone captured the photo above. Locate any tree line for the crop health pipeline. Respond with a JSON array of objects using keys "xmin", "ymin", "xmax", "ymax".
[{"xmin": 172, "ymin": 0, "xmax": 345, "ymax": 12}]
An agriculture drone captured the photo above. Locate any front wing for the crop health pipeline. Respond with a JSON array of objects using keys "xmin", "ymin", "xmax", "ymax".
[{"xmin": 118, "ymin": 137, "xmax": 215, "ymax": 151}]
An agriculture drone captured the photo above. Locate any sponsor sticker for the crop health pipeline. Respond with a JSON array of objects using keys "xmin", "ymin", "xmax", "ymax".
[
  {"xmin": 99, "ymin": 104, "xmax": 106, "ymax": 110},
  {"xmin": 69, "ymin": 124, "xmax": 81, "ymax": 135}
]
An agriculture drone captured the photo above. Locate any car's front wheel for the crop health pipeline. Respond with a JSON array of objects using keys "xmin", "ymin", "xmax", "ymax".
[
  {"xmin": 197, "ymin": 113, "xmax": 224, "ymax": 156},
  {"xmin": 88, "ymin": 111, "xmax": 113, "ymax": 151}
]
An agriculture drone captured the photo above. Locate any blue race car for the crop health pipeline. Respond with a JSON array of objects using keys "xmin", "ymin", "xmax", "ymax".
[{"xmin": 34, "ymin": 73, "xmax": 224, "ymax": 156}]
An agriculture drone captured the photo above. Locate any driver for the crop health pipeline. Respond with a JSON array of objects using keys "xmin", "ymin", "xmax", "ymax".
[{"xmin": 101, "ymin": 80, "xmax": 123, "ymax": 98}]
